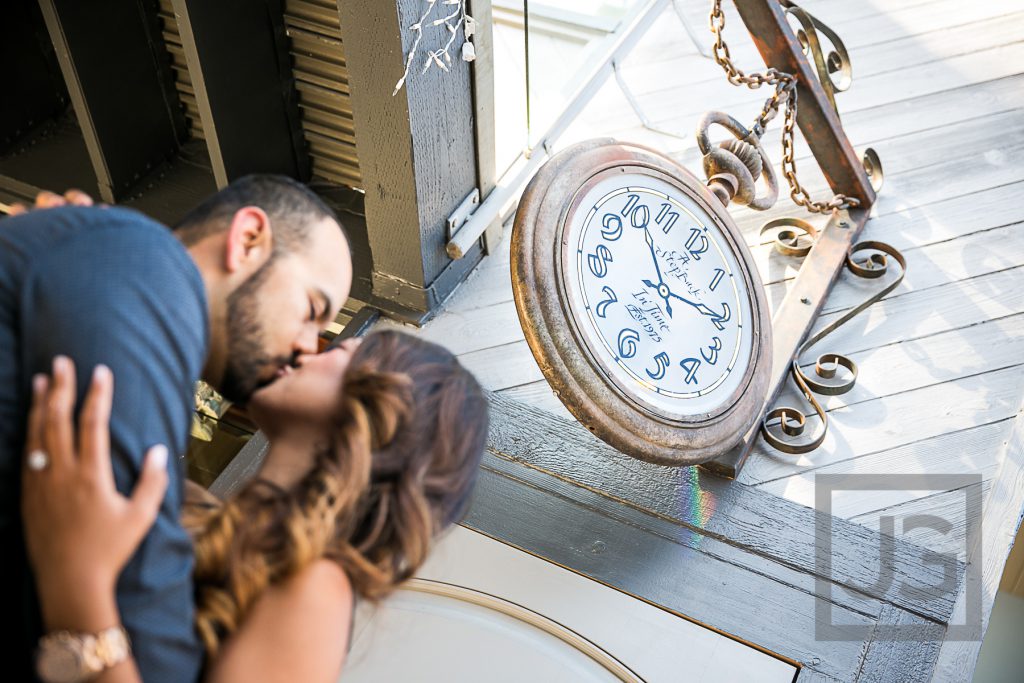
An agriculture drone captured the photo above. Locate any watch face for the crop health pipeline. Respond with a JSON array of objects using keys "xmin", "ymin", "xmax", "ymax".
[
  {"xmin": 559, "ymin": 169, "xmax": 754, "ymax": 421},
  {"xmin": 37, "ymin": 642, "xmax": 85, "ymax": 683}
]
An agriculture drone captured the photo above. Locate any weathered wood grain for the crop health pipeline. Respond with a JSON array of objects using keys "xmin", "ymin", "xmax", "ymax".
[
  {"xmin": 636, "ymin": 3, "xmax": 1024, "ymax": 94},
  {"xmin": 637, "ymin": 10, "xmax": 1024, "ymax": 120},
  {"xmin": 741, "ymin": 365, "xmax": 1024, "ymax": 485},
  {"xmin": 485, "ymin": 392, "xmax": 960, "ymax": 623},
  {"xmin": 649, "ymin": 0, "xmax": 1022, "ymax": 66},
  {"xmin": 722, "ymin": 108, "xmax": 1024, "ymax": 248},
  {"xmin": 465, "ymin": 458, "xmax": 874, "ymax": 679},
  {"xmin": 377, "ymin": 299, "xmax": 522, "ymax": 355},
  {"xmin": 337, "ymin": 0, "xmax": 480, "ymax": 315},
  {"xmin": 804, "ymin": 265, "xmax": 1024, "ymax": 358},
  {"xmin": 458, "ymin": 339, "xmax": 544, "ymax": 390},
  {"xmin": 497, "ymin": 377, "xmax": 577, "ymax": 420},
  {"xmin": 809, "ymin": 223, "xmax": 1023, "ymax": 317},
  {"xmin": 478, "ymin": 450, "xmax": 883, "ymax": 621},
  {"xmin": 209, "ymin": 431, "xmax": 267, "ymax": 499},
  {"xmin": 756, "ymin": 419, "xmax": 1013, "ymax": 518},
  {"xmin": 855, "ymin": 603, "xmax": 944, "ymax": 683},
  {"xmin": 849, "ymin": 480, "xmax": 992, "ymax": 562},
  {"xmin": 848, "ymin": 180, "xmax": 1024, "ymax": 254},
  {"xmin": 595, "ymin": 64, "xmax": 1024, "ymax": 173},
  {"xmin": 798, "ymin": 311, "xmax": 1024, "ymax": 412},
  {"xmin": 584, "ymin": 36, "xmax": 1024, "ymax": 135},
  {"xmin": 795, "ymin": 671, "xmax": 843, "ymax": 683}
]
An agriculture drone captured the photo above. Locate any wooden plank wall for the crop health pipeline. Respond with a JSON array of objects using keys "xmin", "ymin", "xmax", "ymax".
[{"xmin": 376, "ymin": 0, "xmax": 1024, "ymax": 651}]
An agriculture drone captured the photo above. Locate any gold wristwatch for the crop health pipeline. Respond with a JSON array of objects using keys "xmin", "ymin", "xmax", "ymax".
[{"xmin": 36, "ymin": 625, "xmax": 131, "ymax": 683}]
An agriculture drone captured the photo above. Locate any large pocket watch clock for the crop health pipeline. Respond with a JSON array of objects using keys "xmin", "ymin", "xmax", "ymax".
[{"xmin": 512, "ymin": 139, "xmax": 772, "ymax": 466}]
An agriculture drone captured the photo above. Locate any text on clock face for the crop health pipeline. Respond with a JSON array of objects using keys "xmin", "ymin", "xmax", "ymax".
[{"xmin": 573, "ymin": 186, "xmax": 750, "ymax": 399}]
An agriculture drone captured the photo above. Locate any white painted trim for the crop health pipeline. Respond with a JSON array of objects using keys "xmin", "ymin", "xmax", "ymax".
[
  {"xmin": 931, "ymin": 403, "xmax": 1024, "ymax": 680},
  {"xmin": 447, "ymin": 0, "xmax": 670, "ymax": 258}
]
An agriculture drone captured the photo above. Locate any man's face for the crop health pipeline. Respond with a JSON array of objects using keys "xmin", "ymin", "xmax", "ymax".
[{"xmin": 219, "ymin": 217, "xmax": 352, "ymax": 403}]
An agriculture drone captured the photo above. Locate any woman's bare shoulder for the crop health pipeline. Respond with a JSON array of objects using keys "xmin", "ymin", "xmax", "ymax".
[
  {"xmin": 204, "ymin": 560, "xmax": 354, "ymax": 683},
  {"xmin": 277, "ymin": 558, "xmax": 353, "ymax": 606},
  {"xmin": 249, "ymin": 558, "xmax": 353, "ymax": 636}
]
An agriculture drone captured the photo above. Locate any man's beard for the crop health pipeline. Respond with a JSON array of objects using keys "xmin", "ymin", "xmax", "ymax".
[{"xmin": 219, "ymin": 261, "xmax": 293, "ymax": 404}]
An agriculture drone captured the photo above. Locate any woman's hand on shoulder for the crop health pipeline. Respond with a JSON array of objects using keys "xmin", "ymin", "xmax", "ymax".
[
  {"xmin": 22, "ymin": 356, "xmax": 169, "ymax": 600},
  {"xmin": 6, "ymin": 188, "xmax": 95, "ymax": 216}
]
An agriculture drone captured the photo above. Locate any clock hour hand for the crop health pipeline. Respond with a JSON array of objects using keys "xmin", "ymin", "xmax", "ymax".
[{"xmin": 667, "ymin": 289, "xmax": 725, "ymax": 321}]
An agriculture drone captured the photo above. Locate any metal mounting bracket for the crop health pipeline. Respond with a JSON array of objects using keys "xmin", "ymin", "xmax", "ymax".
[{"xmin": 446, "ymin": 188, "xmax": 481, "ymax": 242}]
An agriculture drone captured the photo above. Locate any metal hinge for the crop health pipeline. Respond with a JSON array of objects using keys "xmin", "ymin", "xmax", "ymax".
[{"xmin": 446, "ymin": 188, "xmax": 480, "ymax": 241}]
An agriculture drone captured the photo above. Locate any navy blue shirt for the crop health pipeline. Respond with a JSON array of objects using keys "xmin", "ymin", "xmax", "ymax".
[{"xmin": 0, "ymin": 206, "xmax": 207, "ymax": 682}]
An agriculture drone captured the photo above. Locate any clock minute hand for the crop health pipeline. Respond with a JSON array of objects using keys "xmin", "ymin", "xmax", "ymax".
[
  {"xmin": 643, "ymin": 228, "xmax": 666, "ymax": 284},
  {"xmin": 641, "ymin": 229, "xmax": 673, "ymax": 318}
]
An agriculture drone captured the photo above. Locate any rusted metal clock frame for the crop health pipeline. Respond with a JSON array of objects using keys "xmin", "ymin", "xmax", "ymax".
[{"xmin": 513, "ymin": 140, "xmax": 773, "ymax": 466}]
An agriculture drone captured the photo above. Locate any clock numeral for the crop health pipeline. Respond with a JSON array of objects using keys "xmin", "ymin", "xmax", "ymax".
[
  {"xmin": 656, "ymin": 203, "xmax": 679, "ymax": 234},
  {"xmin": 629, "ymin": 204, "xmax": 650, "ymax": 230},
  {"xmin": 617, "ymin": 328, "xmax": 640, "ymax": 359},
  {"xmin": 709, "ymin": 268, "xmax": 725, "ymax": 292},
  {"xmin": 709, "ymin": 303, "xmax": 731, "ymax": 331},
  {"xmin": 685, "ymin": 228, "xmax": 709, "ymax": 260},
  {"xmin": 679, "ymin": 357, "xmax": 701, "ymax": 385},
  {"xmin": 601, "ymin": 214, "xmax": 623, "ymax": 241},
  {"xmin": 588, "ymin": 244, "xmax": 613, "ymax": 278},
  {"xmin": 646, "ymin": 351, "xmax": 670, "ymax": 380},
  {"xmin": 595, "ymin": 286, "xmax": 617, "ymax": 318},
  {"xmin": 621, "ymin": 193, "xmax": 650, "ymax": 229},
  {"xmin": 621, "ymin": 193, "xmax": 640, "ymax": 217},
  {"xmin": 701, "ymin": 336, "xmax": 722, "ymax": 365}
]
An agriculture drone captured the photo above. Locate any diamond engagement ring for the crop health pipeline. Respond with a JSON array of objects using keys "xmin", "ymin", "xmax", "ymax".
[{"xmin": 26, "ymin": 450, "xmax": 49, "ymax": 471}]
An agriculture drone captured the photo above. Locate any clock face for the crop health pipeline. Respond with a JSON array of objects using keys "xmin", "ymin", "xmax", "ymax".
[
  {"xmin": 512, "ymin": 140, "xmax": 771, "ymax": 465},
  {"xmin": 559, "ymin": 170, "xmax": 754, "ymax": 421}
]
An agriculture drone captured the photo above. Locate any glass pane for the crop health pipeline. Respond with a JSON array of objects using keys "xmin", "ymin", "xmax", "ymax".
[
  {"xmin": 490, "ymin": 1, "xmax": 639, "ymax": 177},
  {"xmin": 492, "ymin": 1, "xmax": 530, "ymax": 177},
  {"xmin": 524, "ymin": 1, "xmax": 637, "ymax": 147}
]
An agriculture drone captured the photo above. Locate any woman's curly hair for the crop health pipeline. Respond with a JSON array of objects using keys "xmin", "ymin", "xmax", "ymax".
[{"xmin": 182, "ymin": 330, "xmax": 489, "ymax": 654}]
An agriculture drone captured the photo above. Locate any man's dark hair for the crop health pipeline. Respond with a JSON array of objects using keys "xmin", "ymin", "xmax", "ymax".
[{"xmin": 173, "ymin": 174, "xmax": 343, "ymax": 258}]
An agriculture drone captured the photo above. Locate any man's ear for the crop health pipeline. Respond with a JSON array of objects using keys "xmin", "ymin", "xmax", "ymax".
[{"xmin": 224, "ymin": 207, "xmax": 273, "ymax": 275}]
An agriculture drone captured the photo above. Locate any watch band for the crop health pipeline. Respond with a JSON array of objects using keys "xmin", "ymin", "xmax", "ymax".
[{"xmin": 37, "ymin": 625, "xmax": 131, "ymax": 683}]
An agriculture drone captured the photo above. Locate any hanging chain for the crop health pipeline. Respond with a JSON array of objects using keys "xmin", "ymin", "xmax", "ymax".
[{"xmin": 709, "ymin": 0, "xmax": 859, "ymax": 213}]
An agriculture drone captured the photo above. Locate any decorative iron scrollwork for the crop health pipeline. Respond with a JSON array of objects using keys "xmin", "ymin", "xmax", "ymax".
[
  {"xmin": 760, "ymin": 217, "xmax": 818, "ymax": 257},
  {"xmin": 781, "ymin": 0, "xmax": 852, "ymax": 117},
  {"xmin": 861, "ymin": 147, "xmax": 885, "ymax": 192},
  {"xmin": 761, "ymin": 238, "xmax": 907, "ymax": 454}
]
